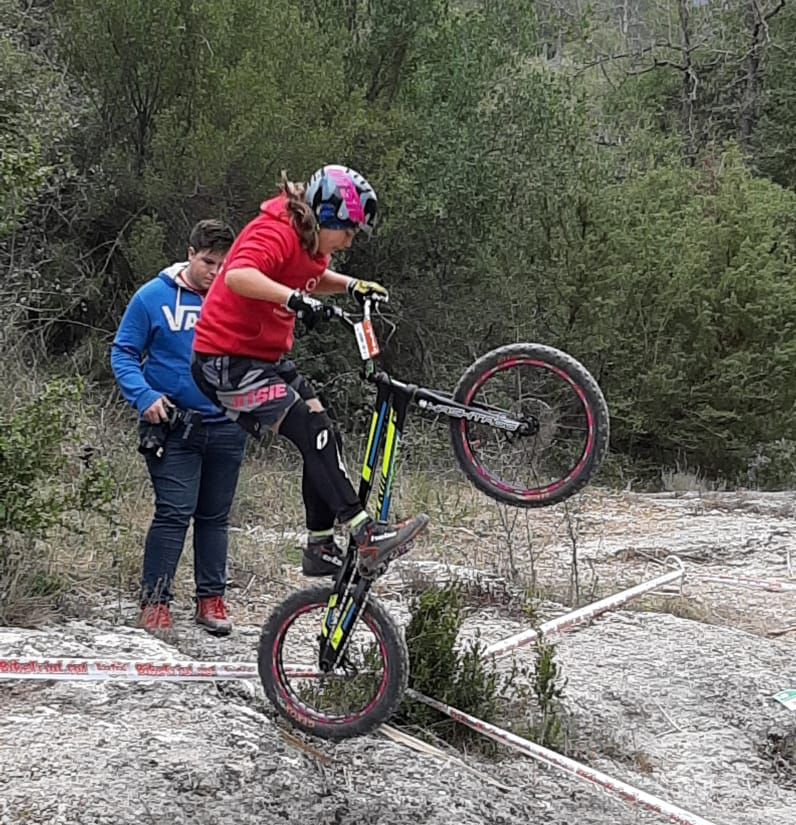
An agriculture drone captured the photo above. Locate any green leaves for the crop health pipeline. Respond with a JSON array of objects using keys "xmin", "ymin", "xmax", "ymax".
[
  {"xmin": 4, "ymin": 0, "xmax": 796, "ymax": 484},
  {"xmin": 563, "ymin": 146, "xmax": 796, "ymax": 475},
  {"xmin": 399, "ymin": 583, "xmax": 514, "ymax": 752},
  {"xmin": 0, "ymin": 380, "xmax": 81, "ymax": 534},
  {"xmin": 0, "ymin": 9, "xmax": 70, "ymax": 238}
]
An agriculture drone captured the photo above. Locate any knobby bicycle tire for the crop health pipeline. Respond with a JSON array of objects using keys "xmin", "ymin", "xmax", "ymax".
[
  {"xmin": 258, "ymin": 586, "xmax": 409, "ymax": 740},
  {"xmin": 450, "ymin": 343, "xmax": 609, "ymax": 507}
]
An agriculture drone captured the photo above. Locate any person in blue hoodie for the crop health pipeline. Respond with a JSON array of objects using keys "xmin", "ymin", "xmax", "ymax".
[{"xmin": 111, "ymin": 219, "xmax": 246, "ymax": 638}]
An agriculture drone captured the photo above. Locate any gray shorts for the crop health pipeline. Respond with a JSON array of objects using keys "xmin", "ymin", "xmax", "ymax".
[{"xmin": 192, "ymin": 354, "xmax": 316, "ymax": 438}]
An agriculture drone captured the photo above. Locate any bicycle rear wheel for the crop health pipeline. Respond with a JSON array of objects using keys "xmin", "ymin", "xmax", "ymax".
[
  {"xmin": 258, "ymin": 586, "xmax": 408, "ymax": 740},
  {"xmin": 450, "ymin": 344, "xmax": 609, "ymax": 507}
]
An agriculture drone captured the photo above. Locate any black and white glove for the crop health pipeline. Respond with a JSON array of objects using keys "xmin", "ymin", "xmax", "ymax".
[
  {"xmin": 285, "ymin": 290, "xmax": 326, "ymax": 330},
  {"xmin": 346, "ymin": 279, "xmax": 389, "ymax": 306}
]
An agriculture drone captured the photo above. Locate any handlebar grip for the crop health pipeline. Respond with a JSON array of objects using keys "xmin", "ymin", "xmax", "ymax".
[{"xmin": 294, "ymin": 302, "xmax": 341, "ymax": 338}]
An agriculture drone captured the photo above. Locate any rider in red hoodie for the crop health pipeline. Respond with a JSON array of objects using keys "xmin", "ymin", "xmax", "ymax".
[{"xmin": 193, "ymin": 165, "xmax": 428, "ymax": 577}]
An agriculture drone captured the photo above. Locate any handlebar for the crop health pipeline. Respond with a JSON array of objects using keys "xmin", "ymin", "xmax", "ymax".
[
  {"xmin": 325, "ymin": 295, "xmax": 381, "ymax": 326},
  {"xmin": 296, "ymin": 295, "xmax": 386, "ymax": 367},
  {"xmin": 303, "ymin": 295, "xmax": 382, "ymax": 331}
]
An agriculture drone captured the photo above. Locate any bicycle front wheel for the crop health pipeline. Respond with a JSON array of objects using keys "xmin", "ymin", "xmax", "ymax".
[
  {"xmin": 258, "ymin": 586, "xmax": 408, "ymax": 740},
  {"xmin": 450, "ymin": 344, "xmax": 609, "ymax": 507}
]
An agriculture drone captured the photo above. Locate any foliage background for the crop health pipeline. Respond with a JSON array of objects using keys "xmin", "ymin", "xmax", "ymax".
[{"xmin": 2, "ymin": 0, "xmax": 796, "ymax": 522}]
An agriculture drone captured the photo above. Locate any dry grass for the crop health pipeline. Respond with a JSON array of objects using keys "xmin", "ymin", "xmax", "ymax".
[
  {"xmin": 7, "ymin": 413, "xmax": 584, "ymax": 624},
  {"xmin": 5, "ymin": 389, "xmax": 791, "ymax": 645},
  {"xmin": 626, "ymin": 593, "xmax": 713, "ymax": 623},
  {"xmin": 34, "ymin": 450, "xmax": 645, "ymax": 626}
]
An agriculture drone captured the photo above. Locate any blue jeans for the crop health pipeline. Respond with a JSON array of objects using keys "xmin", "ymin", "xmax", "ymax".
[{"xmin": 140, "ymin": 419, "xmax": 246, "ymax": 605}]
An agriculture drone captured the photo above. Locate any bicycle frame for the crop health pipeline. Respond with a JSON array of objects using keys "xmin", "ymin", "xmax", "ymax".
[
  {"xmin": 359, "ymin": 373, "xmax": 530, "ymax": 522},
  {"xmin": 317, "ymin": 300, "xmax": 531, "ymax": 672},
  {"xmin": 332, "ymin": 299, "xmax": 529, "ymax": 521}
]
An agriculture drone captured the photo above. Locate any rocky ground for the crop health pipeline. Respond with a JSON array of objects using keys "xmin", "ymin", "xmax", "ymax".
[{"xmin": 1, "ymin": 490, "xmax": 794, "ymax": 825}]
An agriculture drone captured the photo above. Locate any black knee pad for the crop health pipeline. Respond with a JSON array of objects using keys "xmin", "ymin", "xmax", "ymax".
[
  {"xmin": 280, "ymin": 403, "xmax": 334, "ymax": 452},
  {"xmin": 279, "ymin": 403, "xmax": 359, "ymax": 519},
  {"xmin": 310, "ymin": 410, "xmax": 336, "ymax": 452}
]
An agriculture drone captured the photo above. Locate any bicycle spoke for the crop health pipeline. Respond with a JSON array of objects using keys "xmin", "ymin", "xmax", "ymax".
[
  {"xmin": 461, "ymin": 359, "xmax": 594, "ymax": 498},
  {"xmin": 276, "ymin": 601, "xmax": 388, "ymax": 723}
]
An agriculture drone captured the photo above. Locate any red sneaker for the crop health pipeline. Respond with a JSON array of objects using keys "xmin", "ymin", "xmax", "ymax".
[
  {"xmin": 138, "ymin": 604, "xmax": 173, "ymax": 639},
  {"xmin": 195, "ymin": 596, "xmax": 232, "ymax": 636}
]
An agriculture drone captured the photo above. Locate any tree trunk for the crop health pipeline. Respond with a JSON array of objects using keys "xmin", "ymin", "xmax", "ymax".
[{"xmin": 678, "ymin": 0, "xmax": 697, "ymax": 164}]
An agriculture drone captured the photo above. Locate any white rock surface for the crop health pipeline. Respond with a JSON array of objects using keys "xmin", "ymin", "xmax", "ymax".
[{"xmin": 1, "ymin": 491, "xmax": 794, "ymax": 825}]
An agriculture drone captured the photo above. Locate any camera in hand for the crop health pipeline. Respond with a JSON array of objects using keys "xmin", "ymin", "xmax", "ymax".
[{"xmin": 137, "ymin": 402, "xmax": 194, "ymax": 459}]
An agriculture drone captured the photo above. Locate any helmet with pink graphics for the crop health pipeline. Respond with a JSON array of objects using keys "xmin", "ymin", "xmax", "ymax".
[{"xmin": 305, "ymin": 165, "xmax": 377, "ymax": 237}]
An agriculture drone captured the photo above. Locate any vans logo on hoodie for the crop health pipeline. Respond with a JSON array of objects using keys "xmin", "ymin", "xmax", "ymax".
[
  {"xmin": 162, "ymin": 302, "xmax": 200, "ymax": 332},
  {"xmin": 159, "ymin": 263, "xmax": 202, "ymax": 332}
]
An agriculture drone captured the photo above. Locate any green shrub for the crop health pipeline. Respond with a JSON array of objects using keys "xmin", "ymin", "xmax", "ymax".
[
  {"xmin": 398, "ymin": 584, "xmax": 496, "ymax": 750},
  {"xmin": 0, "ymin": 378, "xmax": 115, "ymax": 624},
  {"xmin": 531, "ymin": 636, "xmax": 568, "ymax": 750},
  {"xmin": 561, "ymin": 146, "xmax": 796, "ymax": 477},
  {"xmin": 0, "ymin": 379, "xmax": 80, "ymax": 533},
  {"xmin": 745, "ymin": 439, "xmax": 796, "ymax": 490},
  {"xmin": 398, "ymin": 583, "xmax": 530, "ymax": 754}
]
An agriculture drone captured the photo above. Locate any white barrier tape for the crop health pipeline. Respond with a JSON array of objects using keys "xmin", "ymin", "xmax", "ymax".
[
  {"xmin": 0, "ymin": 657, "xmax": 258, "ymax": 682},
  {"xmin": 700, "ymin": 575, "xmax": 796, "ymax": 593},
  {"xmin": 484, "ymin": 558, "xmax": 685, "ymax": 659},
  {"xmin": 406, "ymin": 689, "xmax": 720, "ymax": 825}
]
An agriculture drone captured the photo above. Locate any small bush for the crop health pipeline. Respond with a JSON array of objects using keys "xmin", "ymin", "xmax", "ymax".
[
  {"xmin": 397, "ymin": 584, "xmax": 496, "ymax": 750},
  {"xmin": 660, "ymin": 463, "xmax": 712, "ymax": 493},
  {"xmin": 745, "ymin": 440, "xmax": 796, "ymax": 490},
  {"xmin": 531, "ymin": 636, "xmax": 568, "ymax": 750},
  {"xmin": 397, "ymin": 583, "xmax": 526, "ymax": 754},
  {"xmin": 397, "ymin": 581, "xmax": 573, "ymax": 756},
  {"xmin": 0, "ymin": 379, "xmax": 79, "ymax": 534},
  {"xmin": 0, "ymin": 378, "xmax": 115, "ymax": 624}
]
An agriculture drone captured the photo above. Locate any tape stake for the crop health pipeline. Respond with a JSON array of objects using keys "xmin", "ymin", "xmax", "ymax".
[
  {"xmin": 407, "ymin": 689, "xmax": 721, "ymax": 825},
  {"xmin": 485, "ymin": 561, "xmax": 685, "ymax": 659}
]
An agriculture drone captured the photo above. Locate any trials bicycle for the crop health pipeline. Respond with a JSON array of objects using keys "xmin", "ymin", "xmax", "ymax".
[{"xmin": 258, "ymin": 297, "xmax": 610, "ymax": 739}]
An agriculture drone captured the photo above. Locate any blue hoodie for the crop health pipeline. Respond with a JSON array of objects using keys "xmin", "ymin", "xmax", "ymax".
[{"xmin": 111, "ymin": 263, "xmax": 226, "ymax": 423}]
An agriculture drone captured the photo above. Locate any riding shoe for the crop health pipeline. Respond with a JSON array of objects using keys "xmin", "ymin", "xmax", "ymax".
[
  {"xmin": 353, "ymin": 513, "xmax": 430, "ymax": 577},
  {"xmin": 302, "ymin": 536, "xmax": 345, "ymax": 577}
]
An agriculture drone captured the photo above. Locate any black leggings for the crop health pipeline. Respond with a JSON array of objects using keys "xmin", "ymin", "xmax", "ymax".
[{"xmin": 279, "ymin": 402, "xmax": 363, "ymax": 527}]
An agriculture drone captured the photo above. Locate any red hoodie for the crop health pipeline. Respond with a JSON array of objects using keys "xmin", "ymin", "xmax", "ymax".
[{"xmin": 193, "ymin": 195, "xmax": 329, "ymax": 361}]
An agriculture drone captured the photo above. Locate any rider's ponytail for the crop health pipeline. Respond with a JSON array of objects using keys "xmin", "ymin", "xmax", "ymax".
[{"xmin": 278, "ymin": 172, "xmax": 319, "ymax": 255}]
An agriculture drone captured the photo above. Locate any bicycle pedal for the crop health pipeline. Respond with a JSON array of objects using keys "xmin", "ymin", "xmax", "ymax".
[
  {"xmin": 357, "ymin": 562, "xmax": 386, "ymax": 580},
  {"xmin": 357, "ymin": 539, "xmax": 417, "ymax": 580}
]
